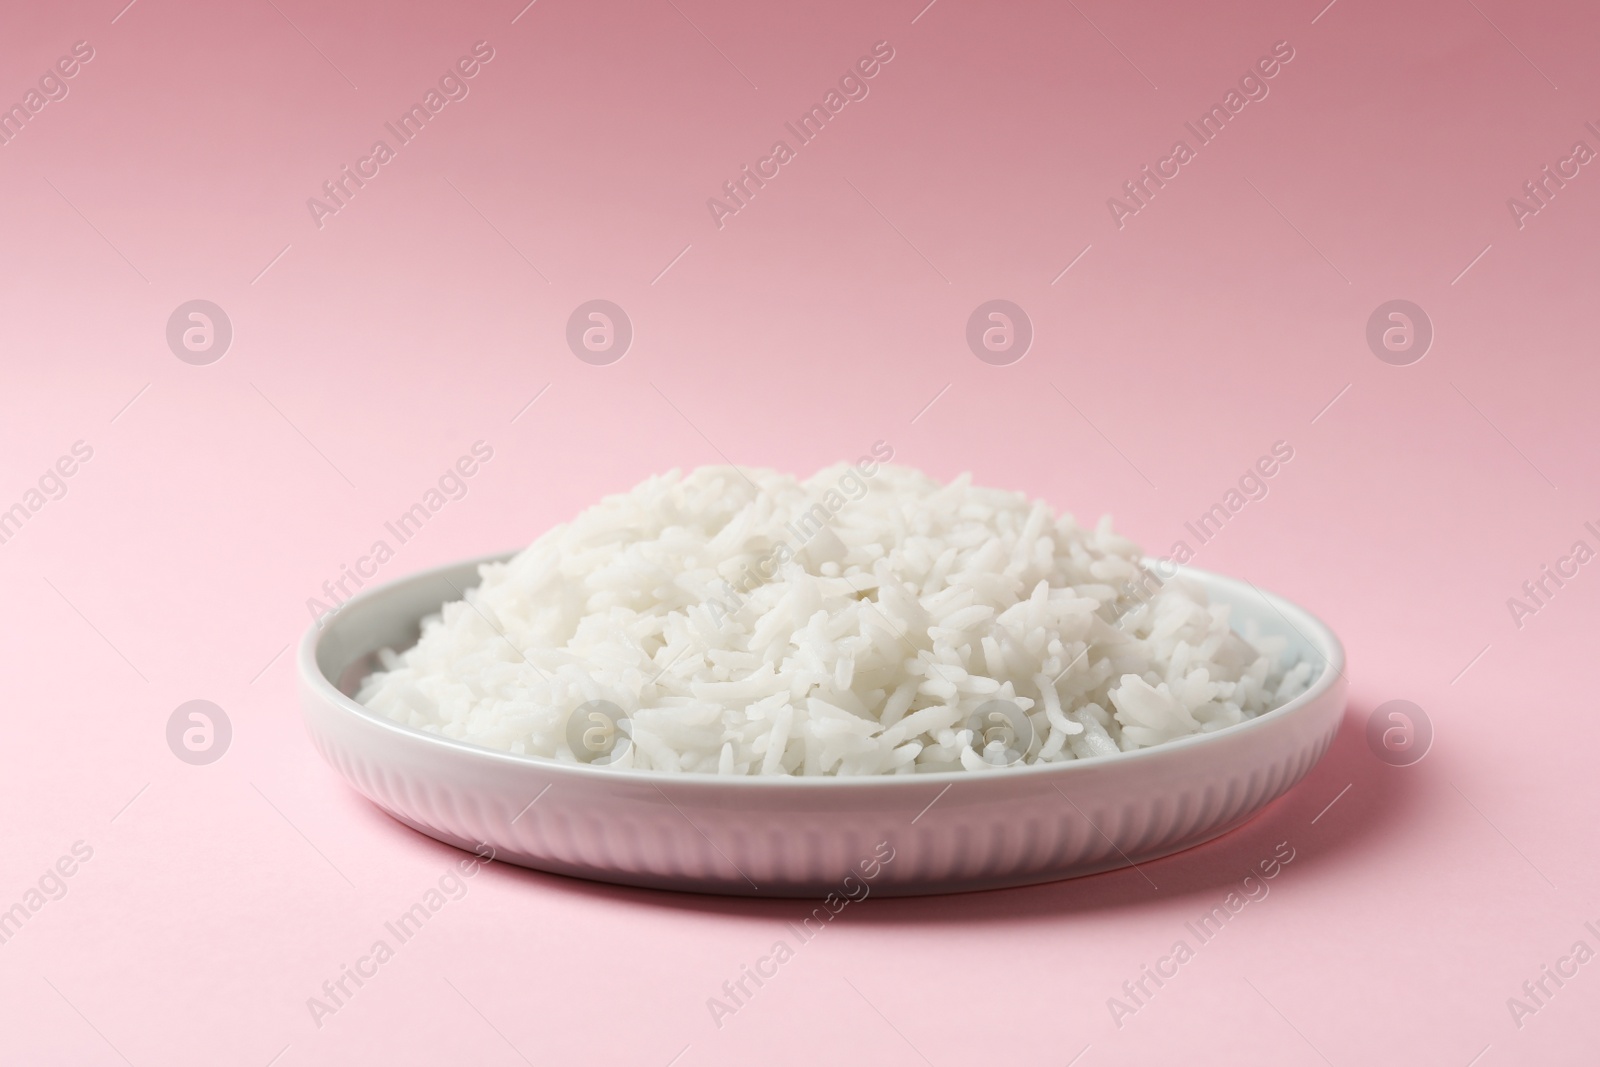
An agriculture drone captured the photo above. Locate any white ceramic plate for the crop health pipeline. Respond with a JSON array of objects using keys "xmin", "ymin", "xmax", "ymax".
[{"xmin": 298, "ymin": 553, "xmax": 1346, "ymax": 897}]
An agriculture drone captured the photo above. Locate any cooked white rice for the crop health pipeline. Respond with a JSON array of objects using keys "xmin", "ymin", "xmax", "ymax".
[{"xmin": 357, "ymin": 464, "xmax": 1312, "ymax": 775}]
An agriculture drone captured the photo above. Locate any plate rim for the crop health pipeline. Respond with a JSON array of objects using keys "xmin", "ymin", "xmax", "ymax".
[{"xmin": 298, "ymin": 551, "xmax": 1346, "ymax": 790}]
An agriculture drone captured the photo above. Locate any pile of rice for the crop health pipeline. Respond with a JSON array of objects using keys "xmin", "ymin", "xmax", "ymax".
[{"xmin": 357, "ymin": 464, "xmax": 1312, "ymax": 776}]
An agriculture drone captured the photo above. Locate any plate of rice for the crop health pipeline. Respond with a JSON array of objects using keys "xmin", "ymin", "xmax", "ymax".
[{"xmin": 299, "ymin": 462, "xmax": 1345, "ymax": 896}]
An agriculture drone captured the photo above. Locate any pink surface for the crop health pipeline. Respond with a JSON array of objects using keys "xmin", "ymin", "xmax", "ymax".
[{"xmin": 2, "ymin": 0, "xmax": 1596, "ymax": 1062}]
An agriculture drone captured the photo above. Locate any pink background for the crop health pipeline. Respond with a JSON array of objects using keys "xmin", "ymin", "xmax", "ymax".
[{"xmin": 3, "ymin": 0, "xmax": 1597, "ymax": 1062}]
